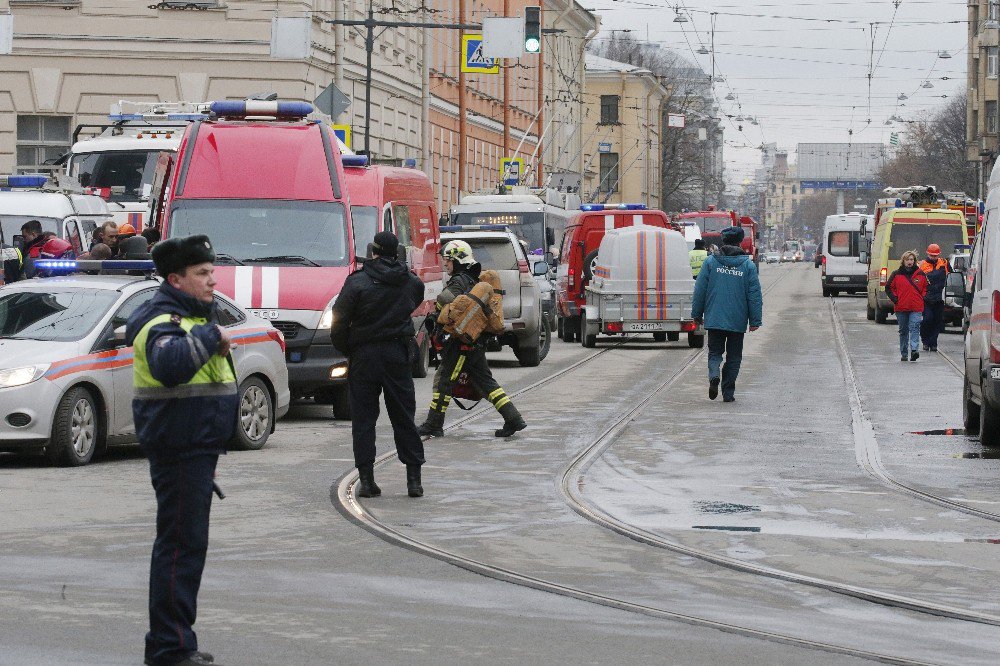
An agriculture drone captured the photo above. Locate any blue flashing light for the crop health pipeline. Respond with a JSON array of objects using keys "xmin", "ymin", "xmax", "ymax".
[
  {"xmin": 209, "ymin": 100, "xmax": 313, "ymax": 119},
  {"xmin": 617, "ymin": 203, "xmax": 647, "ymax": 210},
  {"xmin": 34, "ymin": 259, "xmax": 156, "ymax": 274},
  {"xmin": 980, "ymin": 201, "xmax": 986, "ymax": 214},
  {"xmin": 580, "ymin": 204, "xmax": 605, "ymax": 211},
  {"xmin": 342, "ymin": 155, "xmax": 369, "ymax": 167},
  {"xmin": 0, "ymin": 174, "xmax": 49, "ymax": 188},
  {"xmin": 895, "ymin": 198, "xmax": 904, "ymax": 208}
]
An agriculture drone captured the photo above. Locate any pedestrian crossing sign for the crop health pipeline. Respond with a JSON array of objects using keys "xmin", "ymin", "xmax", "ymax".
[
  {"xmin": 332, "ymin": 124, "xmax": 351, "ymax": 149},
  {"xmin": 461, "ymin": 34, "xmax": 499, "ymax": 74}
]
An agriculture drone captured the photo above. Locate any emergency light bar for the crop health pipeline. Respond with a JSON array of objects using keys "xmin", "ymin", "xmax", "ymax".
[
  {"xmin": 342, "ymin": 155, "xmax": 370, "ymax": 167},
  {"xmin": 209, "ymin": 100, "xmax": 313, "ymax": 119},
  {"xmin": 0, "ymin": 174, "xmax": 50, "ymax": 188},
  {"xmin": 34, "ymin": 259, "xmax": 157, "ymax": 274},
  {"xmin": 439, "ymin": 225, "xmax": 509, "ymax": 233},
  {"xmin": 579, "ymin": 203, "xmax": 647, "ymax": 211}
]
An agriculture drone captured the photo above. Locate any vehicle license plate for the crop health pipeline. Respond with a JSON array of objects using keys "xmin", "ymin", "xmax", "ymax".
[
  {"xmin": 832, "ymin": 277, "xmax": 850, "ymax": 282},
  {"xmin": 625, "ymin": 322, "xmax": 666, "ymax": 332},
  {"xmin": 991, "ymin": 368, "xmax": 1000, "ymax": 381}
]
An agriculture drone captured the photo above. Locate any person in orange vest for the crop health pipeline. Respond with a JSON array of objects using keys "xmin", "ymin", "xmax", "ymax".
[{"xmin": 918, "ymin": 243, "xmax": 949, "ymax": 352}]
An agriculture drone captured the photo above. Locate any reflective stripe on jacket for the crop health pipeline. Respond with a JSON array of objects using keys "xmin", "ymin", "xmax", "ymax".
[{"xmin": 918, "ymin": 257, "xmax": 948, "ymax": 304}]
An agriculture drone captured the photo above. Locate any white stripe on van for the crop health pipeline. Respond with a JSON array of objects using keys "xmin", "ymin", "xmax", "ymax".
[
  {"xmin": 261, "ymin": 267, "xmax": 280, "ymax": 308},
  {"xmin": 605, "ymin": 214, "xmax": 614, "ymax": 231},
  {"xmin": 634, "ymin": 214, "xmax": 644, "ymax": 226},
  {"xmin": 233, "ymin": 266, "xmax": 253, "ymax": 308}
]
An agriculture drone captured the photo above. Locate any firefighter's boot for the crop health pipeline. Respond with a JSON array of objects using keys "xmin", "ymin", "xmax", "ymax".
[
  {"xmin": 356, "ymin": 464, "xmax": 381, "ymax": 498},
  {"xmin": 417, "ymin": 409, "xmax": 445, "ymax": 438},
  {"xmin": 494, "ymin": 402, "xmax": 527, "ymax": 438},
  {"xmin": 406, "ymin": 464, "xmax": 424, "ymax": 498}
]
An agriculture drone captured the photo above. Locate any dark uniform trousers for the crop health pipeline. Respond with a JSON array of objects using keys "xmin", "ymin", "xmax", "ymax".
[
  {"xmin": 348, "ymin": 338, "xmax": 425, "ymax": 467},
  {"xmin": 145, "ymin": 453, "xmax": 218, "ymax": 665},
  {"xmin": 430, "ymin": 340, "xmax": 510, "ymax": 414},
  {"xmin": 921, "ymin": 301, "xmax": 945, "ymax": 348}
]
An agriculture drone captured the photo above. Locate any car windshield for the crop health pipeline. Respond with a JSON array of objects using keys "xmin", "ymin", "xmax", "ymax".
[
  {"xmin": 0, "ymin": 289, "xmax": 117, "ymax": 341},
  {"xmin": 169, "ymin": 200, "xmax": 350, "ymax": 266},
  {"xmin": 460, "ymin": 238, "xmax": 519, "ymax": 270},
  {"xmin": 688, "ymin": 216, "xmax": 732, "ymax": 234},
  {"xmin": 888, "ymin": 224, "xmax": 964, "ymax": 260},
  {"xmin": 71, "ymin": 150, "xmax": 161, "ymax": 202},
  {"xmin": 351, "ymin": 205, "xmax": 379, "ymax": 259},
  {"xmin": 452, "ymin": 212, "xmax": 546, "ymax": 255},
  {"xmin": 0, "ymin": 216, "xmax": 60, "ymax": 245}
]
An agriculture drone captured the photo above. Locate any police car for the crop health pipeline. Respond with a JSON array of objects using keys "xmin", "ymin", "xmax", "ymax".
[{"xmin": 0, "ymin": 260, "xmax": 290, "ymax": 465}]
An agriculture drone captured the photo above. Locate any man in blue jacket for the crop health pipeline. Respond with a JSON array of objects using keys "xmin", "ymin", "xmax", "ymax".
[
  {"xmin": 691, "ymin": 226, "xmax": 763, "ymax": 402},
  {"xmin": 126, "ymin": 235, "xmax": 236, "ymax": 666}
]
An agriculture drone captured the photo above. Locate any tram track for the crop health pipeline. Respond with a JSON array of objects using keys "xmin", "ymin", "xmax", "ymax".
[
  {"xmin": 830, "ymin": 297, "xmax": 1000, "ymax": 526},
  {"xmin": 332, "ymin": 269, "xmax": 955, "ymax": 663}
]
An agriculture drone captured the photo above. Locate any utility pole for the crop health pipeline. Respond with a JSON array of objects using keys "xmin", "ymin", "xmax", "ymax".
[
  {"xmin": 459, "ymin": 0, "xmax": 468, "ymax": 193},
  {"xmin": 503, "ymin": 0, "xmax": 511, "ymax": 156}
]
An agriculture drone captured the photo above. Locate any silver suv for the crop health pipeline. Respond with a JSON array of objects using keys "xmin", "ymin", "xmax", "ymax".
[{"xmin": 441, "ymin": 230, "xmax": 549, "ymax": 366}]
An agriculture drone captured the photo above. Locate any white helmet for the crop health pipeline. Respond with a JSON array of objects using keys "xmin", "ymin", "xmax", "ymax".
[{"xmin": 442, "ymin": 239, "xmax": 476, "ymax": 265}]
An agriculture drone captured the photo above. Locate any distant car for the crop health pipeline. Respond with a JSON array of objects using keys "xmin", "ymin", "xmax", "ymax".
[
  {"xmin": 764, "ymin": 252, "xmax": 780, "ymax": 264},
  {"xmin": 0, "ymin": 269, "xmax": 290, "ymax": 465},
  {"xmin": 793, "ymin": 250, "xmax": 804, "ymax": 262},
  {"xmin": 441, "ymin": 229, "xmax": 548, "ymax": 366}
]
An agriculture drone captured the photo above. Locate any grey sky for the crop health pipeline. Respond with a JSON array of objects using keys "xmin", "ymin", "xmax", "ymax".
[{"xmin": 589, "ymin": 0, "xmax": 968, "ymax": 184}]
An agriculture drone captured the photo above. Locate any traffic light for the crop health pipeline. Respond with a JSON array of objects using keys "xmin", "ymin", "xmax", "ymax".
[{"xmin": 524, "ymin": 6, "xmax": 541, "ymax": 54}]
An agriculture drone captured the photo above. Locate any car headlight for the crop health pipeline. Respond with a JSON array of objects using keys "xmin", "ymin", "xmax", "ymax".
[
  {"xmin": 317, "ymin": 296, "xmax": 338, "ymax": 330},
  {"xmin": 0, "ymin": 364, "xmax": 50, "ymax": 388}
]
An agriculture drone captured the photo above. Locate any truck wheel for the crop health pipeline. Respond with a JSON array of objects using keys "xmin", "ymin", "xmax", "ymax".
[
  {"xmin": 980, "ymin": 396, "xmax": 1000, "ymax": 448},
  {"xmin": 47, "ymin": 386, "xmax": 101, "ymax": 467},
  {"xmin": 332, "ymin": 386, "xmax": 352, "ymax": 421},
  {"xmin": 688, "ymin": 332, "xmax": 705, "ymax": 348},
  {"xmin": 580, "ymin": 315, "xmax": 597, "ymax": 348},
  {"xmin": 536, "ymin": 316, "xmax": 551, "ymax": 362},
  {"xmin": 874, "ymin": 304, "xmax": 888, "ymax": 324},
  {"xmin": 515, "ymin": 340, "xmax": 542, "ymax": 367},
  {"xmin": 667, "ymin": 332, "xmax": 680, "ymax": 342},
  {"xmin": 582, "ymin": 250, "xmax": 600, "ymax": 281},
  {"xmin": 964, "ymin": 372, "xmax": 981, "ymax": 434},
  {"xmin": 411, "ymin": 335, "xmax": 429, "ymax": 379},
  {"xmin": 866, "ymin": 300, "xmax": 876, "ymax": 321},
  {"xmin": 653, "ymin": 332, "xmax": 667, "ymax": 342},
  {"xmin": 231, "ymin": 376, "xmax": 273, "ymax": 451}
]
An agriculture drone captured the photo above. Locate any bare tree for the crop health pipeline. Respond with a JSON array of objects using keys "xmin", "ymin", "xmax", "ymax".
[{"xmin": 879, "ymin": 93, "xmax": 977, "ymax": 194}]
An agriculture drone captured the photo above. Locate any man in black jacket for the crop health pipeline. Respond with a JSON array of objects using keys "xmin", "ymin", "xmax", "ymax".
[{"xmin": 330, "ymin": 231, "xmax": 426, "ymax": 498}]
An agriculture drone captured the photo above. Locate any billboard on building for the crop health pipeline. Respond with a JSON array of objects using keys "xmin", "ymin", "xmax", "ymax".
[{"xmin": 796, "ymin": 143, "xmax": 886, "ymax": 181}]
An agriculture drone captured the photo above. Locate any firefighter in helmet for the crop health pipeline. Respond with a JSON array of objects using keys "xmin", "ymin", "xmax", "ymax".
[{"xmin": 417, "ymin": 239, "xmax": 527, "ymax": 438}]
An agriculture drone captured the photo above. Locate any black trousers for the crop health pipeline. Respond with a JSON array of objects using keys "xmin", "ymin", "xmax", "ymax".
[
  {"xmin": 707, "ymin": 329, "xmax": 745, "ymax": 399},
  {"xmin": 348, "ymin": 339, "xmax": 424, "ymax": 468},
  {"xmin": 146, "ymin": 453, "xmax": 218, "ymax": 665},
  {"xmin": 921, "ymin": 301, "xmax": 945, "ymax": 348},
  {"xmin": 429, "ymin": 341, "xmax": 510, "ymax": 414}
]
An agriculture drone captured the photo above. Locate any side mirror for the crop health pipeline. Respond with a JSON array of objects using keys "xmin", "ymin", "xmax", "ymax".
[
  {"xmin": 113, "ymin": 325, "xmax": 127, "ymax": 345},
  {"xmin": 532, "ymin": 261, "xmax": 549, "ymax": 277},
  {"xmin": 859, "ymin": 250, "xmax": 869, "ymax": 264}
]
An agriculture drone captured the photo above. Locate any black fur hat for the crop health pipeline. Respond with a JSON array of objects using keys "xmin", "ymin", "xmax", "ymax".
[{"xmin": 151, "ymin": 234, "xmax": 216, "ymax": 276}]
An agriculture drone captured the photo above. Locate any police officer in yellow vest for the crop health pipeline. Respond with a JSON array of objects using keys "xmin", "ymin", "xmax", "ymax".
[
  {"xmin": 1, "ymin": 243, "xmax": 23, "ymax": 284},
  {"xmin": 689, "ymin": 238, "xmax": 708, "ymax": 278},
  {"xmin": 126, "ymin": 235, "xmax": 237, "ymax": 666}
]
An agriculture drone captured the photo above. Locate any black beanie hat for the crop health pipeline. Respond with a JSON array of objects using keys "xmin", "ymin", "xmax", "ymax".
[
  {"xmin": 693, "ymin": 238, "xmax": 705, "ymax": 250},
  {"xmin": 720, "ymin": 226, "xmax": 745, "ymax": 245},
  {"xmin": 151, "ymin": 234, "xmax": 216, "ymax": 277},
  {"xmin": 371, "ymin": 230, "xmax": 399, "ymax": 257}
]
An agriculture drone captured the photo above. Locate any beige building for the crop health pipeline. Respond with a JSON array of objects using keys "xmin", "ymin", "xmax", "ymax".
[
  {"xmin": 581, "ymin": 53, "xmax": 665, "ymax": 208},
  {"xmin": 763, "ymin": 152, "xmax": 804, "ymax": 232},
  {"xmin": 967, "ymin": 0, "xmax": 1000, "ymax": 196},
  {"xmin": 0, "ymin": 0, "xmax": 427, "ymax": 173}
]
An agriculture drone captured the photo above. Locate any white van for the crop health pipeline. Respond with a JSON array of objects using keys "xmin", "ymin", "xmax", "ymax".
[
  {"xmin": 963, "ymin": 163, "xmax": 1000, "ymax": 446},
  {"xmin": 821, "ymin": 212, "xmax": 870, "ymax": 297},
  {"xmin": 0, "ymin": 182, "xmax": 112, "ymax": 255}
]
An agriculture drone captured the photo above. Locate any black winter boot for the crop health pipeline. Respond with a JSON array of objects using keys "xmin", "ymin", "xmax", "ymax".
[
  {"xmin": 406, "ymin": 464, "xmax": 423, "ymax": 498},
  {"xmin": 417, "ymin": 410, "xmax": 445, "ymax": 437},
  {"xmin": 356, "ymin": 465, "xmax": 381, "ymax": 498},
  {"xmin": 495, "ymin": 402, "xmax": 527, "ymax": 437}
]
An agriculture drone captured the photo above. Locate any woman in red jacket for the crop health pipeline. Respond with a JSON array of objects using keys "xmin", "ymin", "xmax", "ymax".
[{"xmin": 885, "ymin": 250, "xmax": 929, "ymax": 362}]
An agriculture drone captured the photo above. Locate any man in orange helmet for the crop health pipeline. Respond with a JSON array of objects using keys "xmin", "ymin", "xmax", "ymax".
[{"xmin": 918, "ymin": 243, "xmax": 949, "ymax": 352}]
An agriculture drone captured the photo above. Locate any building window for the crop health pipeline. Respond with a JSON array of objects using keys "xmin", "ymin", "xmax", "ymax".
[
  {"xmin": 792, "ymin": 185, "xmax": 797, "ymax": 194},
  {"xmin": 16, "ymin": 115, "xmax": 70, "ymax": 174},
  {"xmin": 988, "ymin": 102, "xmax": 999, "ymax": 134},
  {"xmin": 598, "ymin": 153, "xmax": 619, "ymax": 193},
  {"xmin": 599, "ymin": 95, "xmax": 620, "ymax": 125},
  {"xmin": 974, "ymin": 110, "xmax": 980, "ymax": 138},
  {"xmin": 990, "ymin": 47, "xmax": 999, "ymax": 79},
  {"xmin": 991, "ymin": 1, "xmax": 1000, "ymax": 22}
]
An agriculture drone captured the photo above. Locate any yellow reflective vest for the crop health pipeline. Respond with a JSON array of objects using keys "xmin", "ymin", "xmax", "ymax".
[{"xmin": 689, "ymin": 249, "xmax": 708, "ymax": 277}]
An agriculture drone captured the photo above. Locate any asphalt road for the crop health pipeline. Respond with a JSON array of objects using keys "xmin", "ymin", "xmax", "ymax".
[{"xmin": 2, "ymin": 262, "xmax": 994, "ymax": 665}]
